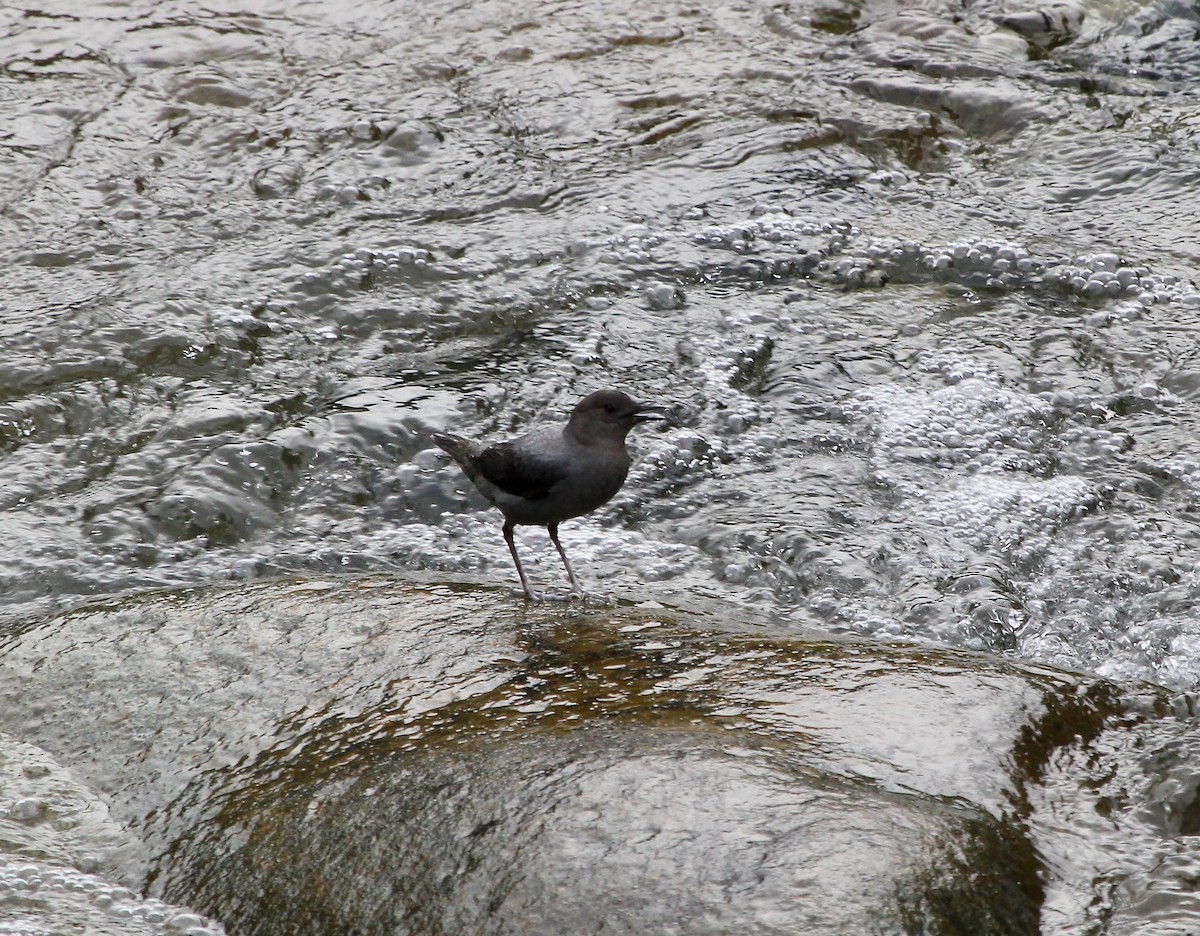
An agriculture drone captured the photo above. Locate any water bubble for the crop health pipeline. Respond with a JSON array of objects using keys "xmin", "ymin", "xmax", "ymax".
[
  {"xmin": 645, "ymin": 284, "xmax": 685, "ymax": 310},
  {"xmin": 167, "ymin": 913, "xmax": 207, "ymax": 931},
  {"xmin": 6, "ymin": 798, "xmax": 48, "ymax": 822}
]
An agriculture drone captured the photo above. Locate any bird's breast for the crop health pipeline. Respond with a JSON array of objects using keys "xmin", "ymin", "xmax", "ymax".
[{"xmin": 559, "ymin": 456, "xmax": 629, "ymax": 513}]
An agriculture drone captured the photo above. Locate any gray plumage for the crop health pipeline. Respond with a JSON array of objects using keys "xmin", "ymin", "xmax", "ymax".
[{"xmin": 433, "ymin": 389, "xmax": 668, "ymax": 599}]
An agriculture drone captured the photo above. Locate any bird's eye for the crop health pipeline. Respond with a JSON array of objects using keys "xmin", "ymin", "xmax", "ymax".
[{"xmin": 604, "ymin": 403, "xmax": 616, "ymax": 413}]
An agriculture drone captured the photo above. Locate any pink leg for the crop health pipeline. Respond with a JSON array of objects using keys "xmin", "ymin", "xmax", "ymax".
[
  {"xmin": 503, "ymin": 520, "xmax": 537, "ymax": 600},
  {"xmin": 548, "ymin": 523, "xmax": 582, "ymax": 594}
]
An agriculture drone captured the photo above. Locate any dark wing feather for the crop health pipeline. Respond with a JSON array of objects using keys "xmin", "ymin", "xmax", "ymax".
[{"xmin": 475, "ymin": 441, "xmax": 566, "ymax": 500}]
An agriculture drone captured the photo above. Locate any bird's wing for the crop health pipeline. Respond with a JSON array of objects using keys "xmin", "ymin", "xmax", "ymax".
[{"xmin": 474, "ymin": 440, "xmax": 567, "ymax": 500}]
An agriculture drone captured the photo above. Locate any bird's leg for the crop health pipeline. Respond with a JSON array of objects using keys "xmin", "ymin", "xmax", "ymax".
[
  {"xmin": 503, "ymin": 520, "xmax": 538, "ymax": 601},
  {"xmin": 547, "ymin": 523, "xmax": 583, "ymax": 596}
]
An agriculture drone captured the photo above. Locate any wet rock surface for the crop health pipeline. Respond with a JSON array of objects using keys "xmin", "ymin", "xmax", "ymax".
[{"xmin": 0, "ymin": 578, "xmax": 1133, "ymax": 934}]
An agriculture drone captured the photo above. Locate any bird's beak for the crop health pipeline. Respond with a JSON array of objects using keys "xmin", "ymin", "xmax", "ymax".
[{"xmin": 633, "ymin": 402, "xmax": 676, "ymax": 424}]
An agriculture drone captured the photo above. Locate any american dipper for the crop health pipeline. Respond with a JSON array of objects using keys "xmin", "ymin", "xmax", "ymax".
[{"xmin": 433, "ymin": 389, "xmax": 669, "ymax": 599}]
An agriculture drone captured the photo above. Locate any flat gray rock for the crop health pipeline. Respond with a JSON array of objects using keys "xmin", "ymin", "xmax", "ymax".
[{"xmin": 0, "ymin": 578, "xmax": 1136, "ymax": 934}]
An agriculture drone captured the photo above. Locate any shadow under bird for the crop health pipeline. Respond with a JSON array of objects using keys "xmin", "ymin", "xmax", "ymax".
[{"xmin": 433, "ymin": 389, "xmax": 671, "ymax": 600}]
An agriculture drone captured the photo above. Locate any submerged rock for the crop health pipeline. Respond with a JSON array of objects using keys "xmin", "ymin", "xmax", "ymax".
[
  {"xmin": 0, "ymin": 577, "xmax": 1136, "ymax": 934},
  {"xmin": 998, "ymin": 3, "xmax": 1086, "ymax": 50}
]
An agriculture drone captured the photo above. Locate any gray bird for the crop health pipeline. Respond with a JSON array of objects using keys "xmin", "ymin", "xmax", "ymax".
[{"xmin": 433, "ymin": 389, "xmax": 669, "ymax": 599}]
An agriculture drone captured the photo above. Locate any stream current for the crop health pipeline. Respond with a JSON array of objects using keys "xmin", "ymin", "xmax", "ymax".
[{"xmin": 4, "ymin": 0, "xmax": 1200, "ymax": 932}]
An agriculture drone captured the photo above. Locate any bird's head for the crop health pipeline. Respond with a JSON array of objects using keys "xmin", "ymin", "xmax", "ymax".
[{"xmin": 567, "ymin": 389, "xmax": 672, "ymax": 444}]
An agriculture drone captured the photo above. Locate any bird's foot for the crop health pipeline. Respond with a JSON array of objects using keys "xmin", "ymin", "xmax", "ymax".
[
  {"xmin": 507, "ymin": 586, "xmax": 607, "ymax": 604},
  {"xmin": 537, "ymin": 586, "xmax": 593, "ymax": 603}
]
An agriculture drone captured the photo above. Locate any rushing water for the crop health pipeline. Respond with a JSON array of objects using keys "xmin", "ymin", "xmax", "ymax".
[{"xmin": 3, "ymin": 0, "xmax": 1200, "ymax": 932}]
